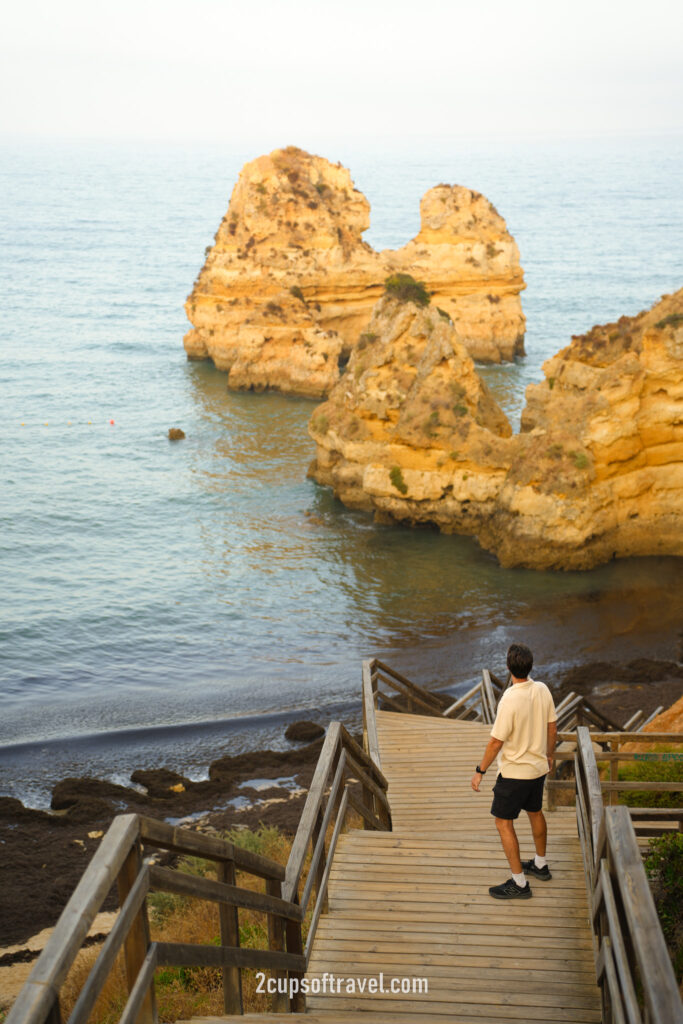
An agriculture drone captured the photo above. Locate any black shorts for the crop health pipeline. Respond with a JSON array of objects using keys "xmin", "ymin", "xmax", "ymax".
[{"xmin": 491, "ymin": 773, "xmax": 547, "ymax": 820}]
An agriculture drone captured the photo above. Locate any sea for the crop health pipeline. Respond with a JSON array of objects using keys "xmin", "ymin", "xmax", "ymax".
[{"xmin": 1, "ymin": 135, "xmax": 682, "ymax": 808}]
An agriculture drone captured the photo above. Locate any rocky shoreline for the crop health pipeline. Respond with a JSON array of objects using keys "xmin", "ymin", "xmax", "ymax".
[{"xmin": 1, "ymin": 662, "xmax": 682, "ymax": 952}]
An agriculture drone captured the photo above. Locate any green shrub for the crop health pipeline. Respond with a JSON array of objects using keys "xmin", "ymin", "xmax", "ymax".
[
  {"xmin": 570, "ymin": 450, "xmax": 589, "ymax": 470},
  {"xmin": 548, "ymin": 443, "xmax": 564, "ymax": 459},
  {"xmin": 358, "ymin": 332, "xmax": 378, "ymax": 350},
  {"xmin": 453, "ymin": 403, "xmax": 467, "ymax": 417},
  {"xmin": 618, "ymin": 756, "xmax": 683, "ymax": 808},
  {"xmin": 289, "ymin": 285, "xmax": 305, "ymax": 302},
  {"xmin": 312, "ymin": 414, "xmax": 329, "ymax": 435},
  {"xmin": 436, "ymin": 307, "xmax": 452, "ymax": 322},
  {"xmin": 384, "ymin": 273, "xmax": 430, "ymax": 308},
  {"xmin": 548, "ymin": 377, "xmax": 556, "ymax": 390},
  {"xmin": 645, "ymin": 833, "xmax": 683, "ymax": 981},
  {"xmin": 655, "ymin": 313, "xmax": 683, "ymax": 329},
  {"xmin": 389, "ymin": 466, "xmax": 408, "ymax": 495}
]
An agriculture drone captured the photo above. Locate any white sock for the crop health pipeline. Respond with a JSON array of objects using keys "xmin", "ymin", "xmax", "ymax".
[
  {"xmin": 512, "ymin": 871, "xmax": 527, "ymax": 888},
  {"xmin": 535, "ymin": 855, "xmax": 547, "ymax": 869}
]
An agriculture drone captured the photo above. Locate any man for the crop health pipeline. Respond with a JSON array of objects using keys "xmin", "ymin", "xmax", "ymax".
[{"xmin": 470, "ymin": 642, "xmax": 557, "ymax": 900}]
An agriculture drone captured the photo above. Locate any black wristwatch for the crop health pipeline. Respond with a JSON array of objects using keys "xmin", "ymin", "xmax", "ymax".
[{"xmin": 475, "ymin": 765, "xmax": 486, "ymax": 775}]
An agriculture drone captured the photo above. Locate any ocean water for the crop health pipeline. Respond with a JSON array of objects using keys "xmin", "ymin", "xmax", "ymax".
[{"xmin": 1, "ymin": 136, "xmax": 682, "ymax": 807}]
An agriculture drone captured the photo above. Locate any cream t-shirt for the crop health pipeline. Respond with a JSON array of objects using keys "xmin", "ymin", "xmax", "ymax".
[{"xmin": 490, "ymin": 678, "xmax": 557, "ymax": 780}]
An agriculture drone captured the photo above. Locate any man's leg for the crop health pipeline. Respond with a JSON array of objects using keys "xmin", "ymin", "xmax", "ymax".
[
  {"xmin": 495, "ymin": 817, "xmax": 522, "ymax": 874},
  {"xmin": 526, "ymin": 809, "xmax": 547, "ymax": 856}
]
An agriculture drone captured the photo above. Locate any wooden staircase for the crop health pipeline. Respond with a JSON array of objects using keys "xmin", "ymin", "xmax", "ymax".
[{"xmin": 305, "ymin": 712, "xmax": 600, "ymax": 1023}]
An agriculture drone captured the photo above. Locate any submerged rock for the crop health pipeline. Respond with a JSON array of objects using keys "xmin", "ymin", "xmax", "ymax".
[
  {"xmin": 168, "ymin": 427, "xmax": 185, "ymax": 440},
  {"xmin": 308, "ymin": 288, "xmax": 683, "ymax": 570},
  {"xmin": 183, "ymin": 147, "xmax": 526, "ymax": 397}
]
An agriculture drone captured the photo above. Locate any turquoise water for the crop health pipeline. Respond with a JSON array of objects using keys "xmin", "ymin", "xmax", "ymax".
[{"xmin": 1, "ymin": 137, "xmax": 682, "ymax": 805}]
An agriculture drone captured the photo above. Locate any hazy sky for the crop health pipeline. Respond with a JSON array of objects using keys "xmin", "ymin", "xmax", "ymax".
[{"xmin": 1, "ymin": 0, "xmax": 682, "ymax": 146}]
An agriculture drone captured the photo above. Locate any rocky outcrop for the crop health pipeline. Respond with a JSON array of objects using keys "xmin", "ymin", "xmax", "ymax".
[
  {"xmin": 308, "ymin": 289, "xmax": 683, "ymax": 570},
  {"xmin": 184, "ymin": 147, "xmax": 525, "ymax": 396},
  {"xmin": 384, "ymin": 185, "xmax": 526, "ymax": 362}
]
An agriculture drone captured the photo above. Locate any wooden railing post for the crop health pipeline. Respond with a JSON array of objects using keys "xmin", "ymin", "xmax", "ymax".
[
  {"xmin": 285, "ymin": 909, "xmax": 305, "ymax": 1013},
  {"xmin": 217, "ymin": 860, "xmax": 242, "ymax": 1014},
  {"xmin": 609, "ymin": 739, "xmax": 618, "ymax": 807},
  {"xmin": 266, "ymin": 879, "xmax": 289, "ymax": 1013},
  {"xmin": 116, "ymin": 840, "xmax": 156, "ymax": 1024},
  {"xmin": 311, "ymin": 806, "xmax": 328, "ymax": 909},
  {"xmin": 45, "ymin": 996, "xmax": 62, "ymax": 1024}
]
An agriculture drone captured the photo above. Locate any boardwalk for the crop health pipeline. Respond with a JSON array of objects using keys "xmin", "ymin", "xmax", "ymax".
[{"xmin": 306, "ymin": 711, "xmax": 601, "ymax": 1023}]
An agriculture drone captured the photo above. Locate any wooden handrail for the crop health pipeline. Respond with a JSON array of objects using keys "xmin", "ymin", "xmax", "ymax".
[
  {"xmin": 149, "ymin": 865, "xmax": 304, "ymax": 921},
  {"xmin": 362, "ymin": 659, "xmax": 382, "ymax": 769},
  {"xmin": 68, "ymin": 864, "xmax": 151, "ymax": 1024},
  {"xmin": 139, "ymin": 816, "xmax": 286, "ymax": 879},
  {"xmin": 154, "ymin": 940, "xmax": 307, "ymax": 972},
  {"xmin": 6, "ymin": 814, "xmax": 141, "ymax": 1024},
  {"xmin": 283, "ymin": 720, "xmax": 390, "ymax": 906},
  {"xmin": 575, "ymin": 726, "xmax": 683, "ymax": 1023}
]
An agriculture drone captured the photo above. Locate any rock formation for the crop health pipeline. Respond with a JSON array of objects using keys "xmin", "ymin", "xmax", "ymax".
[
  {"xmin": 308, "ymin": 288, "xmax": 683, "ymax": 570},
  {"xmin": 184, "ymin": 147, "xmax": 525, "ymax": 397}
]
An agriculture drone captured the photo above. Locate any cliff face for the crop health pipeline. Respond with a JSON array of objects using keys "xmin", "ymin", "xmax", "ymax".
[
  {"xmin": 184, "ymin": 148, "xmax": 526, "ymax": 397},
  {"xmin": 309, "ymin": 294, "xmax": 515, "ymax": 526},
  {"xmin": 498, "ymin": 290, "xmax": 683, "ymax": 568},
  {"xmin": 386, "ymin": 185, "xmax": 525, "ymax": 362},
  {"xmin": 308, "ymin": 289, "xmax": 683, "ymax": 570}
]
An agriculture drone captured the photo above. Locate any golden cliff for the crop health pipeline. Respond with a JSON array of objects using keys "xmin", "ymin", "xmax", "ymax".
[
  {"xmin": 184, "ymin": 147, "xmax": 526, "ymax": 397},
  {"xmin": 308, "ymin": 288, "xmax": 683, "ymax": 570}
]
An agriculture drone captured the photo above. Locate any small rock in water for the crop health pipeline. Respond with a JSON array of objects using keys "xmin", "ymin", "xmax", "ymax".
[
  {"xmin": 285, "ymin": 720, "xmax": 325, "ymax": 743},
  {"xmin": 168, "ymin": 428, "xmax": 185, "ymax": 440}
]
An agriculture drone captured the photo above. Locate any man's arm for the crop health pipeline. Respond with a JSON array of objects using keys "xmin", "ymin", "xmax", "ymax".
[
  {"xmin": 471, "ymin": 736, "xmax": 504, "ymax": 792},
  {"xmin": 546, "ymin": 721, "xmax": 557, "ymax": 773}
]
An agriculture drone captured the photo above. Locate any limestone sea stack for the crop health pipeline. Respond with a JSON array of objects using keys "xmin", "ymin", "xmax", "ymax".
[
  {"xmin": 308, "ymin": 287, "xmax": 683, "ymax": 571},
  {"xmin": 183, "ymin": 147, "xmax": 526, "ymax": 397}
]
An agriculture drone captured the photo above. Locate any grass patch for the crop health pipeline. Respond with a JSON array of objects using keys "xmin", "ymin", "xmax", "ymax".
[
  {"xmin": 655, "ymin": 313, "xmax": 683, "ymax": 329},
  {"xmin": 384, "ymin": 273, "xmax": 430, "ymax": 308},
  {"xmin": 645, "ymin": 833, "xmax": 683, "ymax": 981},
  {"xmin": 311, "ymin": 414, "xmax": 329, "ymax": 435},
  {"xmin": 617, "ymin": 756, "xmax": 683, "ymax": 808},
  {"xmin": 569, "ymin": 450, "xmax": 589, "ymax": 470},
  {"xmin": 389, "ymin": 466, "xmax": 408, "ymax": 495}
]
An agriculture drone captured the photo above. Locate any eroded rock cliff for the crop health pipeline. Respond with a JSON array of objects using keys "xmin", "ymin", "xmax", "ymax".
[
  {"xmin": 184, "ymin": 147, "xmax": 525, "ymax": 396},
  {"xmin": 308, "ymin": 289, "xmax": 683, "ymax": 570}
]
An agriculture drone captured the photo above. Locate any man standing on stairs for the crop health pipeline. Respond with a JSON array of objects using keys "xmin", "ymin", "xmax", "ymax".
[{"xmin": 470, "ymin": 642, "xmax": 557, "ymax": 900}]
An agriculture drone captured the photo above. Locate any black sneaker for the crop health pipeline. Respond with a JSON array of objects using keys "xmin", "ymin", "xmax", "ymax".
[
  {"xmin": 522, "ymin": 859, "xmax": 552, "ymax": 880},
  {"xmin": 489, "ymin": 878, "xmax": 532, "ymax": 900}
]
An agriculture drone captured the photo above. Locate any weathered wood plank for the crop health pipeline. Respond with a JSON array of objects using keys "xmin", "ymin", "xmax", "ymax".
[
  {"xmin": 139, "ymin": 816, "xmax": 285, "ymax": 880},
  {"xmin": 149, "ymin": 865, "xmax": 303, "ymax": 921},
  {"xmin": 7, "ymin": 814, "xmax": 140, "ymax": 1024},
  {"xmin": 154, "ymin": 941, "xmax": 306, "ymax": 973}
]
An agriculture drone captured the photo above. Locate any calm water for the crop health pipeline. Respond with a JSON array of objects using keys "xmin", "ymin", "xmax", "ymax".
[{"xmin": 1, "ymin": 136, "xmax": 682, "ymax": 806}]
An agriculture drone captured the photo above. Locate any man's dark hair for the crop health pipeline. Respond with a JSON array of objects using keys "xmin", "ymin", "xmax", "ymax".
[{"xmin": 507, "ymin": 643, "xmax": 533, "ymax": 679}]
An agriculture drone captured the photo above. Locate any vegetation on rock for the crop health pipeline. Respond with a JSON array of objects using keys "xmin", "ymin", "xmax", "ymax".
[{"xmin": 383, "ymin": 273, "xmax": 430, "ymax": 308}]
